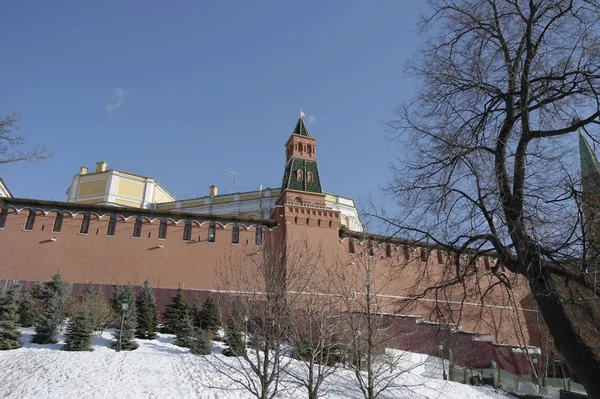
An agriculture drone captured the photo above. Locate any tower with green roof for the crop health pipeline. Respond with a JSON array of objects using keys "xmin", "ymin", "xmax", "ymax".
[{"xmin": 271, "ymin": 112, "xmax": 340, "ymax": 230}]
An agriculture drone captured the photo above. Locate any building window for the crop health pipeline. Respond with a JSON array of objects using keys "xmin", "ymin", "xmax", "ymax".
[
  {"xmin": 183, "ymin": 219, "xmax": 192, "ymax": 241},
  {"xmin": 0, "ymin": 206, "xmax": 7, "ymax": 228},
  {"xmin": 307, "ymin": 144, "xmax": 312, "ymax": 154},
  {"xmin": 296, "ymin": 169, "xmax": 304, "ymax": 181},
  {"xmin": 367, "ymin": 240, "xmax": 374, "ymax": 256},
  {"xmin": 208, "ymin": 221, "xmax": 216, "ymax": 242},
  {"xmin": 24, "ymin": 209, "xmax": 36, "ymax": 231},
  {"xmin": 158, "ymin": 218, "xmax": 167, "ymax": 239},
  {"xmin": 133, "ymin": 216, "xmax": 142, "ymax": 238},
  {"xmin": 255, "ymin": 223, "xmax": 263, "ymax": 246},
  {"xmin": 386, "ymin": 243, "xmax": 392, "ymax": 258},
  {"xmin": 349, "ymin": 239, "xmax": 355, "ymax": 254},
  {"xmin": 80, "ymin": 213, "xmax": 90, "ymax": 234},
  {"xmin": 232, "ymin": 222, "xmax": 239, "ymax": 244},
  {"xmin": 52, "ymin": 211, "xmax": 64, "ymax": 233},
  {"xmin": 107, "ymin": 214, "xmax": 117, "ymax": 236},
  {"xmin": 306, "ymin": 171, "xmax": 313, "ymax": 183}
]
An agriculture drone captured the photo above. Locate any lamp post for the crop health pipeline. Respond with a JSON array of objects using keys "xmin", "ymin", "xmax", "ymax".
[
  {"xmin": 117, "ymin": 299, "xmax": 129, "ymax": 352},
  {"xmin": 439, "ymin": 342, "xmax": 447, "ymax": 380},
  {"xmin": 532, "ymin": 353, "xmax": 540, "ymax": 395}
]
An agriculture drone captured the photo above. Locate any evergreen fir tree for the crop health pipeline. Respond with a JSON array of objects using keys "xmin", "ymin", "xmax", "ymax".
[
  {"xmin": 161, "ymin": 288, "xmax": 188, "ymax": 334},
  {"xmin": 173, "ymin": 311, "xmax": 195, "ymax": 348},
  {"xmin": 110, "ymin": 285, "xmax": 123, "ymax": 315},
  {"xmin": 0, "ymin": 283, "xmax": 23, "ymax": 350},
  {"xmin": 190, "ymin": 328, "xmax": 212, "ymax": 356},
  {"xmin": 45, "ymin": 272, "xmax": 70, "ymax": 319},
  {"xmin": 63, "ymin": 310, "xmax": 93, "ymax": 351},
  {"xmin": 135, "ymin": 280, "xmax": 157, "ymax": 339},
  {"xmin": 111, "ymin": 285, "xmax": 138, "ymax": 351},
  {"xmin": 223, "ymin": 310, "xmax": 246, "ymax": 357},
  {"xmin": 17, "ymin": 288, "xmax": 36, "ymax": 327},
  {"xmin": 198, "ymin": 297, "xmax": 221, "ymax": 334},
  {"xmin": 32, "ymin": 273, "xmax": 69, "ymax": 344},
  {"xmin": 190, "ymin": 297, "xmax": 202, "ymax": 329},
  {"xmin": 32, "ymin": 294, "xmax": 62, "ymax": 344},
  {"xmin": 29, "ymin": 281, "xmax": 46, "ymax": 301}
]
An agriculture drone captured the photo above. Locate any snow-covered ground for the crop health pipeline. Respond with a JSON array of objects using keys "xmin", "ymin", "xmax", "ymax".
[{"xmin": 0, "ymin": 328, "xmax": 513, "ymax": 398}]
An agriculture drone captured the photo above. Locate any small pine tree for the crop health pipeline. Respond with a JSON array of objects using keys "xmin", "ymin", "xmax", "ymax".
[
  {"xmin": 32, "ymin": 294, "xmax": 62, "ymax": 344},
  {"xmin": 17, "ymin": 288, "xmax": 37, "ymax": 327},
  {"xmin": 63, "ymin": 310, "xmax": 93, "ymax": 351},
  {"xmin": 111, "ymin": 285, "xmax": 138, "ymax": 351},
  {"xmin": 0, "ymin": 283, "xmax": 23, "ymax": 350},
  {"xmin": 190, "ymin": 328, "xmax": 212, "ymax": 356},
  {"xmin": 29, "ymin": 281, "xmax": 46, "ymax": 300},
  {"xmin": 190, "ymin": 297, "xmax": 202, "ymax": 329},
  {"xmin": 135, "ymin": 280, "xmax": 158, "ymax": 339},
  {"xmin": 173, "ymin": 311, "xmax": 195, "ymax": 348},
  {"xmin": 162, "ymin": 288, "xmax": 188, "ymax": 334},
  {"xmin": 32, "ymin": 272, "xmax": 70, "ymax": 344},
  {"xmin": 198, "ymin": 297, "xmax": 221, "ymax": 334},
  {"xmin": 223, "ymin": 310, "xmax": 246, "ymax": 357}
]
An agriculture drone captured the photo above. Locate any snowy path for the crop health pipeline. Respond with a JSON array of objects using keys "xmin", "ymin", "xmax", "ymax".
[{"xmin": 0, "ymin": 329, "xmax": 513, "ymax": 399}]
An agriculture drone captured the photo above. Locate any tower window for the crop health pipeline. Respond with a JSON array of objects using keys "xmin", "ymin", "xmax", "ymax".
[
  {"xmin": 307, "ymin": 144, "xmax": 312, "ymax": 154},
  {"xmin": 183, "ymin": 219, "xmax": 192, "ymax": 241},
  {"xmin": 0, "ymin": 206, "xmax": 7, "ymax": 228},
  {"xmin": 349, "ymin": 239, "xmax": 355, "ymax": 254},
  {"xmin": 80, "ymin": 213, "xmax": 90, "ymax": 234},
  {"xmin": 158, "ymin": 218, "xmax": 168, "ymax": 239},
  {"xmin": 306, "ymin": 171, "xmax": 314, "ymax": 183},
  {"xmin": 208, "ymin": 221, "xmax": 216, "ymax": 242},
  {"xmin": 386, "ymin": 243, "xmax": 392, "ymax": 258},
  {"xmin": 24, "ymin": 209, "xmax": 36, "ymax": 231},
  {"xmin": 107, "ymin": 214, "xmax": 117, "ymax": 236},
  {"xmin": 232, "ymin": 222, "xmax": 239, "ymax": 244},
  {"xmin": 296, "ymin": 170, "xmax": 304, "ymax": 181},
  {"xmin": 133, "ymin": 216, "xmax": 142, "ymax": 238},
  {"xmin": 255, "ymin": 223, "xmax": 263, "ymax": 246},
  {"xmin": 52, "ymin": 211, "xmax": 64, "ymax": 233}
]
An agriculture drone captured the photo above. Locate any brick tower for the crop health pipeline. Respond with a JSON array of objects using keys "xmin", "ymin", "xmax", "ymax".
[{"xmin": 271, "ymin": 112, "xmax": 341, "ymax": 230}]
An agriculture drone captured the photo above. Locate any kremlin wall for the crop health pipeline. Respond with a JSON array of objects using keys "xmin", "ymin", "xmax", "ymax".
[{"xmin": 0, "ymin": 115, "xmax": 546, "ymax": 376}]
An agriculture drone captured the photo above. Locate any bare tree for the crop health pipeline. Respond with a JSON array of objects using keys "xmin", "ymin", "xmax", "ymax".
[
  {"xmin": 0, "ymin": 112, "xmax": 50, "ymax": 164},
  {"xmin": 384, "ymin": 0, "xmax": 600, "ymax": 395},
  {"xmin": 208, "ymin": 233, "xmax": 320, "ymax": 399},
  {"xmin": 328, "ymin": 237, "xmax": 418, "ymax": 399},
  {"xmin": 284, "ymin": 275, "xmax": 347, "ymax": 399}
]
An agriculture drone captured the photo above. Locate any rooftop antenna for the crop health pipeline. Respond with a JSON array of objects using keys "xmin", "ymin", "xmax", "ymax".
[{"xmin": 226, "ymin": 170, "xmax": 239, "ymax": 193}]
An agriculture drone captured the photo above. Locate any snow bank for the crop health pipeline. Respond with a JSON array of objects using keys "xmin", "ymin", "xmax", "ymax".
[{"xmin": 0, "ymin": 328, "xmax": 513, "ymax": 398}]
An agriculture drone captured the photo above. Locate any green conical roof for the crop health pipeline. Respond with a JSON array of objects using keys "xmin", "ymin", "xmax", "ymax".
[
  {"xmin": 281, "ymin": 158, "xmax": 323, "ymax": 194},
  {"xmin": 292, "ymin": 117, "xmax": 310, "ymax": 136},
  {"xmin": 579, "ymin": 132, "xmax": 600, "ymax": 191}
]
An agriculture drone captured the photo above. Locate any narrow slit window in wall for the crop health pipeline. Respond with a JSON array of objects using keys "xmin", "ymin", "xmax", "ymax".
[
  {"xmin": 80, "ymin": 213, "xmax": 90, "ymax": 234},
  {"xmin": 403, "ymin": 246, "xmax": 410, "ymax": 261},
  {"xmin": 386, "ymin": 243, "xmax": 392, "ymax": 258},
  {"xmin": 158, "ymin": 218, "xmax": 167, "ymax": 239},
  {"xmin": 183, "ymin": 220, "xmax": 191, "ymax": 241},
  {"xmin": 107, "ymin": 214, "xmax": 117, "ymax": 236},
  {"xmin": 255, "ymin": 223, "xmax": 263, "ymax": 246},
  {"xmin": 133, "ymin": 216, "xmax": 142, "ymax": 238},
  {"xmin": 0, "ymin": 207, "xmax": 7, "ymax": 228},
  {"xmin": 24, "ymin": 209, "xmax": 36, "ymax": 231},
  {"xmin": 367, "ymin": 240, "xmax": 374, "ymax": 256},
  {"xmin": 231, "ymin": 223, "xmax": 239, "ymax": 244},
  {"xmin": 52, "ymin": 211, "xmax": 64, "ymax": 232},
  {"xmin": 420, "ymin": 248, "xmax": 428, "ymax": 263},
  {"xmin": 437, "ymin": 249, "xmax": 444, "ymax": 264},
  {"xmin": 208, "ymin": 221, "xmax": 216, "ymax": 242},
  {"xmin": 349, "ymin": 239, "xmax": 355, "ymax": 254}
]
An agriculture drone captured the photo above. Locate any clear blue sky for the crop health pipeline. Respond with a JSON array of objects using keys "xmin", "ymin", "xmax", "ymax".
[{"xmin": 0, "ymin": 1, "xmax": 429, "ymax": 208}]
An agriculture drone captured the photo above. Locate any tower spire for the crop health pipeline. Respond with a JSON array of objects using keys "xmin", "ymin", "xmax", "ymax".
[{"xmin": 579, "ymin": 131, "xmax": 600, "ymax": 192}]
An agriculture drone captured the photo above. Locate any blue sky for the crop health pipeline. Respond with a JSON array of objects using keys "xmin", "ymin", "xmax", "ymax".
[{"xmin": 0, "ymin": 1, "xmax": 429, "ymax": 209}]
